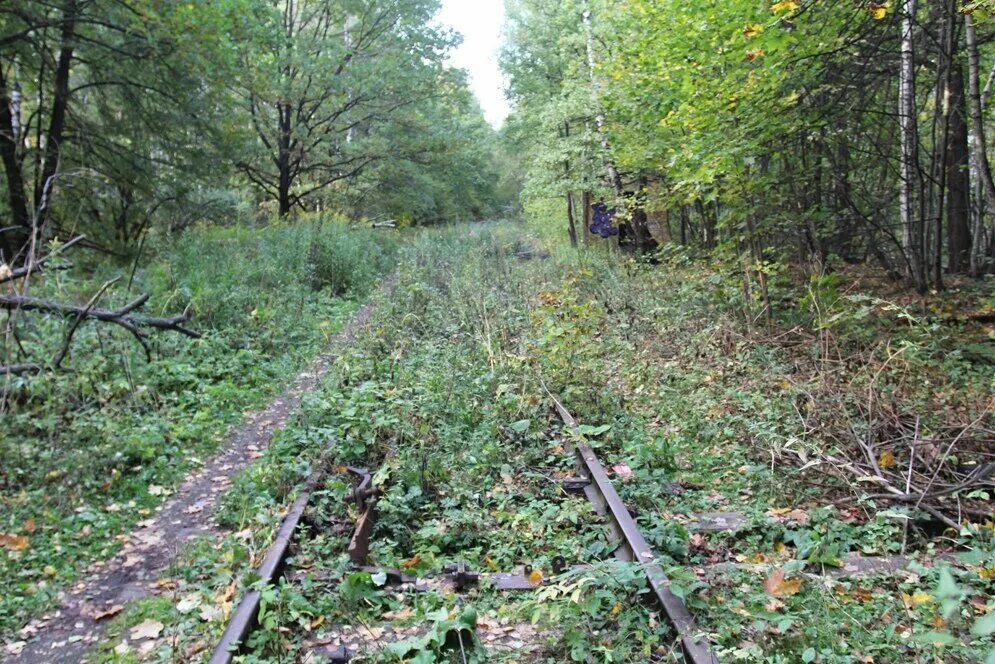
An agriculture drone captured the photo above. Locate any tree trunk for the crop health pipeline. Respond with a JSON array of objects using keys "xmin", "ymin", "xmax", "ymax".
[
  {"xmin": 34, "ymin": 0, "xmax": 78, "ymax": 237},
  {"xmin": 696, "ymin": 199, "xmax": 717, "ymax": 250},
  {"xmin": 629, "ymin": 180, "xmax": 656, "ymax": 252},
  {"xmin": 566, "ymin": 191, "xmax": 578, "ymax": 247},
  {"xmin": 965, "ymin": 12, "xmax": 995, "ymax": 274},
  {"xmin": 0, "ymin": 68, "xmax": 31, "ymax": 262},
  {"xmin": 582, "ymin": 191, "xmax": 593, "ymax": 245},
  {"xmin": 277, "ymin": 103, "xmax": 292, "ymax": 216},
  {"xmin": 946, "ymin": 58, "xmax": 972, "ymax": 273},
  {"xmin": 563, "ymin": 122, "xmax": 577, "ymax": 247},
  {"xmin": 899, "ymin": 0, "xmax": 926, "ymax": 292}
]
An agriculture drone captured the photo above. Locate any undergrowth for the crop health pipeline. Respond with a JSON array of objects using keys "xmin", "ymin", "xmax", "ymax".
[
  {"xmin": 89, "ymin": 222, "xmax": 992, "ymax": 663},
  {"xmin": 0, "ymin": 219, "xmax": 397, "ymax": 637}
]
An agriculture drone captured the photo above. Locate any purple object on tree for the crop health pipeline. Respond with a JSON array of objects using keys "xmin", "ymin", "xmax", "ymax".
[{"xmin": 590, "ymin": 202, "xmax": 619, "ymax": 238}]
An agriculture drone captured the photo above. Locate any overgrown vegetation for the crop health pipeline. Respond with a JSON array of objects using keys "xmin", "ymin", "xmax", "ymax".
[
  {"xmin": 2, "ymin": 0, "xmax": 994, "ymax": 661},
  {"xmin": 0, "ymin": 0, "xmax": 508, "ymax": 270},
  {"xmin": 0, "ymin": 220, "xmax": 396, "ymax": 635},
  {"xmin": 503, "ymin": 0, "xmax": 995, "ymax": 287},
  {"xmin": 104, "ymin": 225, "xmax": 991, "ymax": 663}
]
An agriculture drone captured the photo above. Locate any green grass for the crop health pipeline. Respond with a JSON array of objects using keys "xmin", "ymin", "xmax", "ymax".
[
  {"xmin": 84, "ymin": 221, "xmax": 992, "ymax": 662},
  {"xmin": 0, "ymin": 219, "xmax": 397, "ymax": 636}
]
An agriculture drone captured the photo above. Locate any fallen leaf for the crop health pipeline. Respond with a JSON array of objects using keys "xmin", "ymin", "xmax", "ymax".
[
  {"xmin": 764, "ymin": 568, "xmax": 802, "ymax": 597},
  {"xmin": 199, "ymin": 605, "xmax": 223, "ymax": 622},
  {"xmin": 527, "ymin": 569, "xmax": 543, "ymax": 586},
  {"xmin": 121, "ymin": 554, "xmax": 143, "ymax": 568},
  {"xmin": 151, "ymin": 578, "xmax": 178, "ymax": 591},
  {"xmin": 612, "ymin": 463, "xmax": 633, "ymax": 478},
  {"xmin": 183, "ymin": 641, "xmax": 208, "ymax": 658},
  {"xmin": 0, "ymin": 533, "xmax": 29, "ymax": 551},
  {"xmin": 783, "ymin": 509, "xmax": 809, "ymax": 524},
  {"xmin": 879, "ymin": 450, "xmax": 896, "ymax": 469},
  {"xmin": 24, "ymin": 520, "xmax": 36, "ymax": 534},
  {"xmin": 901, "ymin": 591, "xmax": 933, "ymax": 610},
  {"xmin": 83, "ymin": 604, "xmax": 125, "ymax": 621},
  {"xmin": 176, "ymin": 595, "xmax": 201, "ymax": 614},
  {"xmin": 219, "ymin": 581, "xmax": 237, "ymax": 602},
  {"xmin": 401, "ymin": 554, "xmax": 422, "ymax": 569},
  {"xmin": 130, "ymin": 619, "xmax": 164, "ymax": 641},
  {"xmin": 852, "ymin": 588, "xmax": 873, "ymax": 602},
  {"xmin": 382, "ymin": 607, "xmax": 415, "ymax": 621},
  {"xmin": 5, "ymin": 641, "xmax": 26, "ymax": 656},
  {"xmin": 184, "ymin": 502, "xmax": 205, "ymax": 515}
]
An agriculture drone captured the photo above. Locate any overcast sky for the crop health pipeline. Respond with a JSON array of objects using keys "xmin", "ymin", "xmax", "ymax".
[{"xmin": 437, "ymin": 0, "xmax": 510, "ymax": 129}]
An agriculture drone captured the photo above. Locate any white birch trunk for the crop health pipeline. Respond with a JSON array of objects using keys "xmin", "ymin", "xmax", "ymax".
[
  {"xmin": 583, "ymin": 6, "xmax": 622, "ymax": 195},
  {"xmin": 965, "ymin": 12, "xmax": 995, "ymax": 274},
  {"xmin": 898, "ymin": 0, "xmax": 924, "ymax": 289}
]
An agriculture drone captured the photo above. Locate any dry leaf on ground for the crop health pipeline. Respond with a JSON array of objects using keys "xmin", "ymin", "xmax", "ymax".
[
  {"xmin": 129, "ymin": 619, "xmax": 164, "ymax": 641},
  {"xmin": 764, "ymin": 568, "xmax": 802, "ymax": 597}
]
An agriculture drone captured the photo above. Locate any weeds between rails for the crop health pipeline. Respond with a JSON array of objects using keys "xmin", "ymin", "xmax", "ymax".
[
  {"xmin": 210, "ymin": 392, "xmax": 713, "ymax": 663},
  {"xmin": 165, "ymin": 226, "xmax": 991, "ymax": 663}
]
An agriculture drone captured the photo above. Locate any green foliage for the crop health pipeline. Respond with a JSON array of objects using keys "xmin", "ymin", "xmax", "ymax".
[
  {"xmin": 0, "ymin": 1, "xmax": 508, "ymax": 263},
  {"xmin": 0, "ymin": 221, "xmax": 395, "ymax": 636}
]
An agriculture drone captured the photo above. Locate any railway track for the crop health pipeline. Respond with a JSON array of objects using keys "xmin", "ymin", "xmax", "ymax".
[{"xmin": 208, "ymin": 393, "xmax": 719, "ymax": 663}]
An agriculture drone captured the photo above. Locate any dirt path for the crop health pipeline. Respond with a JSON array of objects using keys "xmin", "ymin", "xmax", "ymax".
[{"xmin": 7, "ymin": 282, "xmax": 393, "ymax": 664}]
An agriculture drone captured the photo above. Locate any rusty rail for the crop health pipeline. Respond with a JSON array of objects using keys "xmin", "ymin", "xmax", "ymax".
[
  {"xmin": 549, "ymin": 392, "xmax": 719, "ymax": 664},
  {"xmin": 210, "ymin": 466, "xmax": 374, "ymax": 664}
]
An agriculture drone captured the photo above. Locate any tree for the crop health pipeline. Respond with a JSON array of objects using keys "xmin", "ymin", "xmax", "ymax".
[
  {"xmin": 506, "ymin": 0, "xmax": 995, "ymax": 286},
  {"xmin": 234, "ymin": 0, "xmax": 454, "ymax": 215},
  {"xmin": 503, "ymin": 0, "xmax": 608, "ymax": 244},
  {"xmin": 0, "ymin": 0, "xmax": 251, "ymax": 261}
]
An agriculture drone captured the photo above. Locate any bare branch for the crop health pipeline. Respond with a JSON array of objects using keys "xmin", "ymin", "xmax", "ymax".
[{"xmin": 0, "ymin": 293, "xmax": 201, "ymax": 339}]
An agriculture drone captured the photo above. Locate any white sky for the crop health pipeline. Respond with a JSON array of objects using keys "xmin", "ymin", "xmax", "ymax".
[{"xmin": 438, "ymin": 0, "xmax": 510, "ymax": 129}]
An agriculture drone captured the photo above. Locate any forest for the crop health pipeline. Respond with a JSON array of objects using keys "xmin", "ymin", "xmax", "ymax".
[{"xmin": 1, "ymin": 0, "xmax": 993, "ymax": 663}]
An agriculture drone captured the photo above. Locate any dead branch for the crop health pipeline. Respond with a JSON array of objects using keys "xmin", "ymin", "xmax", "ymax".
[
  {"xmin": 0, "ymin": 293, "xmax": 200, "ymax": 339},
  {"xmin": 0, "ymin": 363, "xmax": 44, "ymax": 376},
  {"xmin": 0, "ymin": 287, "xmax": 200, "ymax": 375},
  {"xmin": 0, "ymin": 235, "xmax": 85, "ymax": 285},
  {"xmin": 51, "ymin": 278, "xmax": 118, "ymax": 369}
]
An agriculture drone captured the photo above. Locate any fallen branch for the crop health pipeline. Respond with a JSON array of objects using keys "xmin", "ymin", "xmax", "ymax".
[
  {"xmin": 0, "ymin": 235, "xmax": 85, "ymax": 286},
  {"xmin": 51, "ymin": 278, "xmax": 118, "ymax": 369},
  {"xmin": 0, "ymin": 363, "xmax": 44, "ymax": 376},
  {"xmin": 0, "ymin": 288, "xmax": 200, "ymax": 376},
  {"xmin": 0, "ymin": 293, "xmax": 200, "ymax": 339}
]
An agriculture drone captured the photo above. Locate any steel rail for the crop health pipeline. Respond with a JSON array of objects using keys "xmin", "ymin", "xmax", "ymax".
[
  {"xmin": 210, "ymin": 466, "xmax": 342, "ymax": 664},
  {"xmin": 549, "ymin": 393, "xmax": 720, "ymax": 664}
]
